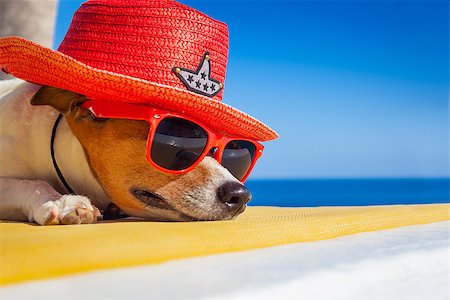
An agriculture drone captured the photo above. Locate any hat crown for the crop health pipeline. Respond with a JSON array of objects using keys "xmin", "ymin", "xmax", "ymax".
[{"xmin": 58, "ymin": 0, "xmax": 229, "ymax": 100}]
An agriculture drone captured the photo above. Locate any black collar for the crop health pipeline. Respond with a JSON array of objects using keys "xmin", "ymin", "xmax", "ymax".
[
  {"xmin": 51, "ymin": 114, "xmax": 75, "ymax": 194},
  {"xmin": 51, "ymin": 115, "xmax": 129, "ymax": 219}
]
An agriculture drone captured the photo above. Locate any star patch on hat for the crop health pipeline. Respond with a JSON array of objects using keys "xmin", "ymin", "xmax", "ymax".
[{"xmin": 173, "ymin": 52, "xmax": 223, "ymax": 98}]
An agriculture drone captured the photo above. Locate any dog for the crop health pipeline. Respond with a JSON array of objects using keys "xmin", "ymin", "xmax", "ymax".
[{"xmin": 0, "ymin": 79, "xmax": 253, "ymax": 225}]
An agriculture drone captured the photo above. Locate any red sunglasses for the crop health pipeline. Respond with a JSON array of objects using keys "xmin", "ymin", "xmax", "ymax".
[{"xmin": 80, "ymin": 100, "xmax": 264, "ymax": 182}]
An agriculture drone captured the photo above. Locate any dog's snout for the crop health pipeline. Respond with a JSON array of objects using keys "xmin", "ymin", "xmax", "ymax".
[{"xmin": 217, "ymin": 182, "xmax": 251, "ymax": 212}]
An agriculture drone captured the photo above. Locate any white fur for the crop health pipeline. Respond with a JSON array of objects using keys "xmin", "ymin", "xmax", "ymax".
[
  {"xmin": 154, "ymin": 156, "xmax": 239, "ymax": 220},
  {"xmin": 0, "ymin": 79, "xmax": 109, "ymax": 224}
]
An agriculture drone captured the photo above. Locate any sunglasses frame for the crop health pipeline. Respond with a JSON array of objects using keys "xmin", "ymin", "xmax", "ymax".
[{"xmin": 80, "ymin": 100, "xmax": 264, "ymax": 182}]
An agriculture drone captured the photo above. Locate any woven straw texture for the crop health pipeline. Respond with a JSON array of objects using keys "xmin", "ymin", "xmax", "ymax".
[
  {"xmin": 0, "ymin": 0, "xmax": 278, "ymax": 141},
  {"xmin": 1, "ymin": 204, "xmax": 448, "ymax": 285}
]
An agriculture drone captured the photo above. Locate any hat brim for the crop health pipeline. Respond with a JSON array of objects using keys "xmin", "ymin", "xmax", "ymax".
[{"xmin": 0, "ymin": 37, "xmax": 278, "ymax": 141}]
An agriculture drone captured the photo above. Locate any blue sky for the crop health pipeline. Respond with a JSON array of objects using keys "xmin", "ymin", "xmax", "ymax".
[{"xmin": 54, "ymin": 0, "xmax": 448, "ymax": 179}]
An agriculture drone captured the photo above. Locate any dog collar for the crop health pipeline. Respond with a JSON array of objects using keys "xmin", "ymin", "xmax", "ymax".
[
  {"xmin": 50, "ymin": 114, "xmax": 129, "ymax": 220},
  {"xmin": 51, "ymin": 114, "xmax": 75, "ymax": 194}
]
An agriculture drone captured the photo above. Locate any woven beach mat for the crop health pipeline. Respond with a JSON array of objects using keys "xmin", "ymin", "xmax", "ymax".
[{"xmin": 1, "ymin": 204, "xmax": 449, "ymax": 285}]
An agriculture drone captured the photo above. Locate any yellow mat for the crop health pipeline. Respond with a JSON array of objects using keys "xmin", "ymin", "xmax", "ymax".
[{"xmin": 1, "ymin": 204, "xmax": 449, "ymax": 285}]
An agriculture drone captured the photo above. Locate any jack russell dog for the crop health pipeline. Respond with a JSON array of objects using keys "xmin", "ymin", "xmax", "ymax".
[{"xmin": 0, "ymin": 79, "xmax": 252, "ymax": 225}]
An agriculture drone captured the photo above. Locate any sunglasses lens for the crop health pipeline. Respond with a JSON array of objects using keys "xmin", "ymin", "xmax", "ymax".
[
  {"xmin": 151, "ymin": 117, "xmax": 208, "ymax": 171},
  {"xmin": 222, "ymin": 140, "xmax": 256, "ymax": 181}
]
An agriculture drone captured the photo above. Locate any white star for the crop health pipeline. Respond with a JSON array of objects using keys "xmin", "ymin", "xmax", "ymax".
[{"xmin": 173, "ymin": 52, "xmax": 223, "ymax": 97}]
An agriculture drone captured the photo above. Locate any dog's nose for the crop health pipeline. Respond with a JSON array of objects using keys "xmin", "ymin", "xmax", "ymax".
[{"xmin": 217, "ymin": 182, "xmax": 252, "ymax": 212}]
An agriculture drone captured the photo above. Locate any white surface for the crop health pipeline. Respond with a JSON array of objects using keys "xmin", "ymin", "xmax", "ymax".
[
  {"xmin": 0, "ymin": 0, "xmax": 57, "ymax": 80},
  {"xmin": 1, "ymin": 222, "xmax": 449, "ymax": 300}
]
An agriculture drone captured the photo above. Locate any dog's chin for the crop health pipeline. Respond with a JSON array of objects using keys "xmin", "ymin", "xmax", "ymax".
[
  {"xmin": 127, "ymin": 187, "xmax": 242, "ymax": 222},
  {"xmin": 128, "ymin": 187, "xmax": 197, "ymax": 221},
  {"xmin": 130, "ymin": 187, "xmax": 173, "ymax": 211}
]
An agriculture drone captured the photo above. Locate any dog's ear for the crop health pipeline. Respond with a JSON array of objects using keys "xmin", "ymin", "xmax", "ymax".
[{"xmin": 30, "ymin": 86, "xmax": 86, "ymax": 115}]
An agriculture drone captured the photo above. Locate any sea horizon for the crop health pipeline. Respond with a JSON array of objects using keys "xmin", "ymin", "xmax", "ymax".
[{"xmin": 245, "ymin": 178, "xmax": 449, "ymax": 207}]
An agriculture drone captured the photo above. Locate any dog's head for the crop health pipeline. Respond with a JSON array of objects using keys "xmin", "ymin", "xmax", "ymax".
[{"xmin": 31, "ymin": 86, "xmax": 251, "ymax": 221}]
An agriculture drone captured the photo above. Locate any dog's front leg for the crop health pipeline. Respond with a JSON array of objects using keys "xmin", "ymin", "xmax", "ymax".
[{"xmin": 0, "ymin": 178, "xmax": 100, "ymax": 225}]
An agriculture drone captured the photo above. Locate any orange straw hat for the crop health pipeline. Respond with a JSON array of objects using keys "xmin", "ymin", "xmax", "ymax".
[{"xmin": 0, "ymin": 0, "xmax": 278, "ymax": 141}]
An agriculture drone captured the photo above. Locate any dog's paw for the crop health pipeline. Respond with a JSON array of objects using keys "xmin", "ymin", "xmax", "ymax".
[
  {"xmin": 56, "ymin": 195, "xmax": 101, "ymax": 225},
  {"xmin": 34, "ymin": 195, "xmax": 100, "ymax": 225}
]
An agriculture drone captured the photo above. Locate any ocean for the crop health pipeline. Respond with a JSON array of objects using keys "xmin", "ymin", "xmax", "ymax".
[{"xmin": 245, "ymin": 179, "xmax": 449, "ymax": 207}]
